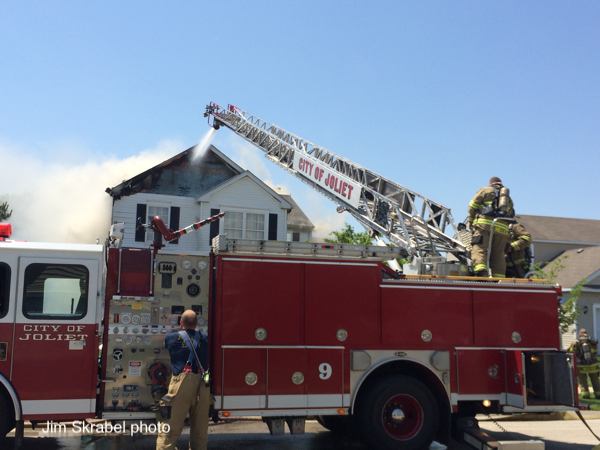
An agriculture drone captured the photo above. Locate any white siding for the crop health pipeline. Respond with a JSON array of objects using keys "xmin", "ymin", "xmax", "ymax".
[
  {"xmin": 198, "ymin": 177, "xmax": 288, "ymax": 252},
  {"xmin": 112, "ymin": 194, "xmax": 201, "ymax": 253}
]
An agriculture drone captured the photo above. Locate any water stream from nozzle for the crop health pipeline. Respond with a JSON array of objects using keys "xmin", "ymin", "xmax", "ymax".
[{"xmin": 192, "ymin": 127, "xmax": 217, "ymax": 162}]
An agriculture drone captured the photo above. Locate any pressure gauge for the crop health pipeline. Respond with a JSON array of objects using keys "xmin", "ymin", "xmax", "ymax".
[
  {"xmin": 181, "ymin": 260, "xmax": 192, "ymax": 270},
  {"xmin": 123, "ymin": 336, "xmax": 133, "ymax": 345},
  {"xmin": 132, "ymin": 315, "xmax": 140, "ymax": 324},
  {"xmin": 143, "ymin": 336, "xmax": 152, "ymax": 345},
  {"xmin": 135, "ymin": 336, "xmax": 143, "ymax": 344},
  {"xmin": 197, "ymin": 261, "xmax": 207, "ymax": 270},
  {"xmin": 141, "ymin": 315, "xmax": 150, "ymax": 325},
  {"xmin": 121, "ymin": 315, "xmax": 131, "ymax": 324}
]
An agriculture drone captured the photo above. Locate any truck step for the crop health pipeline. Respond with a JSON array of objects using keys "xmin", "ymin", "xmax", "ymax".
[{"xmin": 463, "ymin": 427, "xmax": 544, "ymax": 450}]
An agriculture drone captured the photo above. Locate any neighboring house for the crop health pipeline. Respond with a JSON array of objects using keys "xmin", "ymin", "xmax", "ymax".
[
  {"xmin": 518, "ymin": 215, "xmax": 600, "ymax": 349},
  {"xmin": 518, "ymin": 215, "xmax": 600, "ymax": 266},
  {"xmin": 544, "ymin": 246, "xmax": 600, "ymax": 350},
  {"xmin": 106, "ymin": 145, "xmax": 292, "ymax": 253},
  {"xmin": 280, "ymin": 194, "xmax": 315, "ymax": 242}
]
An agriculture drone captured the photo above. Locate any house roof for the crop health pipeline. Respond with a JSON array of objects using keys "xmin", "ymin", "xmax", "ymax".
[
  {"xmin": 106, "ymin": 145, "xmax": 244, "ymax": 199},
  {"xmin": 281, "ymin": 195, "xmax": 315, "ymax": 229},
  {"xmin": 517, "ymin": 215, "xmax": 600, "ymax": 244},
  {"xmin": 196, "ymin": 171, "xmax": 292, "ymax": 209},
  {"xmin": 543, "ymin": 246, "xmax": 600, "ymax": 289}
]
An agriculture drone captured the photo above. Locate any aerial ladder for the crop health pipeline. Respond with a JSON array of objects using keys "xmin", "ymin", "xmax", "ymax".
[{"xmin": 204, "ymin": 102, "xmax": 469, "ymax": 272}]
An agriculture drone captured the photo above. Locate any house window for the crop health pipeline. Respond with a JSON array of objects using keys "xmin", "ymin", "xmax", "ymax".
[
  {"xmin": 223, "ymin": 211, "xmax": 266, "ymax": 239},
  {"xmin": 292, "ymin": 232, "xmax": 300, "ymax": 242},
  {"xmin": 224, "ymin": 212, "xmax": 244, "ymax": 238},
  {"xmin": 246, "ymin": 214, "xmax": 265, "ymax": 239},
  {"xmin": 147, "ymin": 205, "xmax": 170, "ymax": 242}
]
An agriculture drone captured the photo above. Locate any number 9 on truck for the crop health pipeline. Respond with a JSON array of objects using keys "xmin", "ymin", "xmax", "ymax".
[{"xmin": 319, "ymin": 363, "xmax": 332, "ymax": 380}]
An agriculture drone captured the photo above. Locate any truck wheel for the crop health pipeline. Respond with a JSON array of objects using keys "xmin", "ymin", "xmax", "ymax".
[
  {"xmin": 356, "ymin": 374, "xmax": 438, "ymax": 450},
  {"xmin": 0, "ymin": 388, "xmax": 16, "ymax": 438},
  {"xmin": 316, "ymin": 415, "xmax": 353, "ymax": 434}
]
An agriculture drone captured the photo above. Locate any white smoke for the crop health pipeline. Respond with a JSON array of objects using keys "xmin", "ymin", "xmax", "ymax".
[
  {"xmin": 0, "ymin": 139, "xmax": 183, "ymax": 243},
  {"xmin": 225, "ymin": 136, "xmax": 275, "ymax": 185},
  {"xmin": 1, "ymin": 135, "xmax": 354, "ymax": 245},
  {"xmin": 306, "ymin": 191, "xmax": 348, "ymax": 239}
]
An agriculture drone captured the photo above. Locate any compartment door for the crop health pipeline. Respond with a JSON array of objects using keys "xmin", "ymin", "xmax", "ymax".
[
  {"xmin": 267, "ymin": 348, "xmax": 344, "ymax": 409},
  {"xmin": 222, "ymin": 347, "xmax": 267, "ymax": 410},
  {"xmin": 456, "ymin": 349, "xmax": 505, "ymax": 396},
  {"xmin": 505, "ymin": 350, "xmax": 525, "ymax": 408},
  {"xmin": 548, "ymin": 351, "xmax": 576, "ymax": 407}
]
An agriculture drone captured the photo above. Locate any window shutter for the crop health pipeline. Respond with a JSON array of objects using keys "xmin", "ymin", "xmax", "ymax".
[
  {"xmin": 209, "ymin": 208, "xmax": 220, "ymax": 246},
  {"xmin": 170, "ymin": 206, "xmax": 180, "ymax": 245},
  {"xmin": 268, "ymin": 214, "xmax": 278, "ymax": 240},
  {"xmin": 135, "ymin": 204, "xmax": 147, "ymax": 242}
]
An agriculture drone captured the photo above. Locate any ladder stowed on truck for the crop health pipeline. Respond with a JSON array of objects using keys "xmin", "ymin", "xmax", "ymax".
[{"xmin": 0, "ymin": 108, "xmax": 579, "ymax": 450}]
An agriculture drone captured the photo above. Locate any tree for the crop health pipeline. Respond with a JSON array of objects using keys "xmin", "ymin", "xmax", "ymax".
[
  {"xmin": 531, "ymin": 255, "xmax": 585, "ymax": 333},
  {"xmin": 324, "ymin": 223, "xmax": 373, "ymax": 245},
  {"xmin": 0, "ymin": 202, "xmax": 11, "ymax": 222}
]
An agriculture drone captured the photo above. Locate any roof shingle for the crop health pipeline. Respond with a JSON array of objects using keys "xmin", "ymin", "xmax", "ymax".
[
  {"xmin": 517, "ymin": 215, "xmax": 600, "ymax": 244},
  {"xmin": 543, "ymin": 246, "xmax": 600, "ymax": 288}
]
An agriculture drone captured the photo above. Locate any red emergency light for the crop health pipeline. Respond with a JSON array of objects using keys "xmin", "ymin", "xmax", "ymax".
[{"xmin": 0, "ymin": 223, "xmax": 12, "ymax": 240}]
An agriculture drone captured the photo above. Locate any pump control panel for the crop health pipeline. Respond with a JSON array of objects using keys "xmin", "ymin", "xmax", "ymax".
[{"xmin": 103, "ymin": 253, "xmax": 211, "ymax": 414}]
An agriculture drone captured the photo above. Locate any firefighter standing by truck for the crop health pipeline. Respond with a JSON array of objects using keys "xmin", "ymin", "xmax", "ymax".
[
  {"xmin": 505, "ymin": 218, "xmax": 533, "ymax": 278},
  {"xmin": 569, "ymin": 329, "xmax": 600, "ymax": 399},
  {"xmin": 156, "ymin": 310, "xmax": 210, "ymax": 450},
  {"xmin": 468, "ymin": 177, "xmax": 514, "ymax": 277}
]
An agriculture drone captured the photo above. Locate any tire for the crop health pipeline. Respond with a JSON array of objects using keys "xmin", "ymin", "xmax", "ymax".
[
  {"xmin": 0, "ymin": 388, "xmax": 16, "ymax": 439},
  {"xmin": 356, "ymin": 374, "xmax": 439, "ymax": 450},
  {"xmin": 316, "ymin": 414, "xmax": 354, "ymax": 434}
]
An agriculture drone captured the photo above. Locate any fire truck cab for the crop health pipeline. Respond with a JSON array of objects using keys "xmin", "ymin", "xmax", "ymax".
[{"xmin": 0, "ymin": 241, "xmax": 104, "ymax": 437}]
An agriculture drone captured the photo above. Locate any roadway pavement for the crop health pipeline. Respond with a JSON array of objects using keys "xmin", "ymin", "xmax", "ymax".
[{"xmin": 4, "ymin": 415, "xmax": 600, "ymax": 449}]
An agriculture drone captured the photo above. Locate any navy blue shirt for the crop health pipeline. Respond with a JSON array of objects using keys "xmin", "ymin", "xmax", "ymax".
[{"xmin": 164, "ymin": 329, "xmax": 208, "ymax": 376}]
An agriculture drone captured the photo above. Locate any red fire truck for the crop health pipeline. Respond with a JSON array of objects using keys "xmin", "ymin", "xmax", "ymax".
[{"xmin": 0, "ymin": 105, "xmax": 579, "ymax": 449}]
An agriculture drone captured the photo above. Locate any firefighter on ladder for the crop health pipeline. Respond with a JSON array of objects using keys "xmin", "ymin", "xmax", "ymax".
[
  {"xmin": 505, "ymin": 218, "xmax": 532, "ymax": 278},
  {"xmin": 569, "ymin": 328, "xmax": 600, "ymax": 399},
  {"xmin": 468, "ymin": 177, "xmax": 514, "ymax": 277}
]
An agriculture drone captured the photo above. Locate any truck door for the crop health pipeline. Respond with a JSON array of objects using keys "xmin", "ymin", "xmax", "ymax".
[
  {"xmin": 505, "ymin": 350, "xmax": 525, "ymax": 408},
  {"xmin": 0, "ymin": 261, "xmax": 14, "ymax": 383},
  {"xmin": 11, "ymin": 257, "xmax": 100, "ymax": 420}
]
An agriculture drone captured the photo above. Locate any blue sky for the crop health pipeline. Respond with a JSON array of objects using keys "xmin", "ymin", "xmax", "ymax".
[{"xmin": 1, "ymin": 1, "xmax": 599, "ymax": 242}]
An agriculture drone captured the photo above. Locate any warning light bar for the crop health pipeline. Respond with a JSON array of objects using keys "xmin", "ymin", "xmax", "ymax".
[{"xmin": 0, "ymin": 223, "xmax": 12, "ymax": 240}]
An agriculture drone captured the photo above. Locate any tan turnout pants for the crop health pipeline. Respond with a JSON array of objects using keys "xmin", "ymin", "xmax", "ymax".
[
  {"xmin": 471, "ymin": 226, "xmax": 509, "ymax": 277},
  {"xmin": 156, "ymin": 373, "xmax": 210, "ymax": 450}
]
